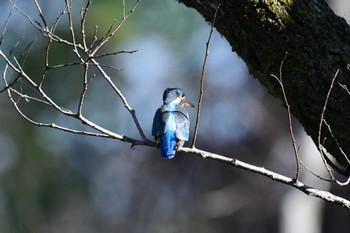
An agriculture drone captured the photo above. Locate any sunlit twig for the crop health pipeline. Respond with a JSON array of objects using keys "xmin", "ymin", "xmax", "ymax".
[
  {"xmin": 178, "ymin": 146, "xmax": 350, "ymax": 209},
  {"xmin": 191, "ymin": 3, "xmax": 220, "ymax": 148}
]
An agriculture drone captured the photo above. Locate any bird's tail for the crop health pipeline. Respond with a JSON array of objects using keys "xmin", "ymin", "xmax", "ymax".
[{"xmin": 159, "ymin": 132, "xmax": 176, "ymax": 159}]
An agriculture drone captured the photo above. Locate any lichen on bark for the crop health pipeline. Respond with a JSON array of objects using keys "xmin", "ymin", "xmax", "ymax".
[{"xmin": 253, "ymin": 0, "xmax": 293, "ymax": 30}]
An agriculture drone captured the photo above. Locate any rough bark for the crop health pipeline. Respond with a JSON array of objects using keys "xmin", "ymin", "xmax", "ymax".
[{"xmin": 176, "ymin": 0, "xmax": 350, "ymax": 175}]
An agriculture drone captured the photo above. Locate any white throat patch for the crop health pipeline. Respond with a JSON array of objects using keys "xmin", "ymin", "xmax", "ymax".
[{"xmin": 170, "ymin": 97, "xmax": 181, "ymax": 105}]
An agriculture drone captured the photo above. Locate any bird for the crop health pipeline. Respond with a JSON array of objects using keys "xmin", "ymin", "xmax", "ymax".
[{"xmin": 152, "ymin": 87, "xmax": 195, "ymax": 159}]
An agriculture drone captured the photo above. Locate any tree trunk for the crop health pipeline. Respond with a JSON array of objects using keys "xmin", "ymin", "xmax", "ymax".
[{"xmin": 176, "ymin": 0, "xmax": 350, "ymax": 175}]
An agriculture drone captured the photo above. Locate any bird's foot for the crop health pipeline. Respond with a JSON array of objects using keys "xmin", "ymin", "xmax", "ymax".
[{"xmin": 175, "ymin": 140, "xmax": 185, "ymax": 151}]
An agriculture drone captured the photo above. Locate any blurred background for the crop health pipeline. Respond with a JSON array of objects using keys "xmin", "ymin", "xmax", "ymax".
[{"xmin": 0, "ymin": 0, "xmax": 349, "ymax": 232}]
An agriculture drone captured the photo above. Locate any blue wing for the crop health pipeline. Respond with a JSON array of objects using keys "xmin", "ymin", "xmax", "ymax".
[
  {"xmin": 152, "ymin": 108, "xmax": 165, "ymax": 137},
  {"xmin": 152, "ymin": 104, "xmax": 190, "ymax": 159}
]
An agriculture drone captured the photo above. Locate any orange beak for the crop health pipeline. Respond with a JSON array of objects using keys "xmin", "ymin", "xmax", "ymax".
[{"xmin": 181, "ymin": 96, "xmax": 195, "ymax": 107}]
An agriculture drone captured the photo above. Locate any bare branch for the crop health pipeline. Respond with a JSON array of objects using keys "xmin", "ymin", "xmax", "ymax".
[
  {"xmin": 33, "ymin": 0, "xmax": 48, "ymax": 30},
  {"xmin": 45, "ymin": 6, "xmax": 67, "ymax": 68},
  {"xmin": 93, "ymin": 49, "xmax": 139, "ymax": 59},
  {"xmin": 191, "ymin": 3, "xmax": 220, "ymax": 148},
  {"xmin": 323, "ymin": 119, "xmax": 350, "ymax": 165},
  {"xmin": 91, "ymin": 26, "xmax": 99, "ymax": 46},
  {"xmin": 0, "ymin": 0, "xmax": 16, "ymax": 46},
  {"xmin": 178, "ymin": 147, "xmax": 350, "ymax": 209},
  {"xmin": 1, "ymin": 60, "xmax": 21, "ymax": 93},
  {"xmin": 1, "ymin": 39, "xmax": 34, "ymax": 93},
  {"xmin": 339, "ymin": 83, "xmax": 350, "ymax": 95},
  {"xmin": 271, "ymin": 52, "xmax": 301, "ymax": 181},
  {"xmin": 8, "ymin": 91, "xmax": 110, "ymax": 138},
  {"xmin": 317, "ymin": 69, "xmax": 340, "ymax": 180},
  {"xmin": 77, "ymin": 63, "xmax": 91, "ymax": 116},
  {"xmin": 80, "ymin": 0, "xmax": 92, "ymax": 51},
  {"xmin": 65, "ymin": 0, "xmax": 83, "ymax": 61},
  {"xmin": 122, "ymin": 0, "xmax": 126, "ymax": 18},
  {"xmin": 90, "ymin": 0, "xmax": 141, "ymax": 56},
  {"xmin": 300, "ymin": 160, "xmax": 333, "ymax": 182},
  {"xmin": 7, "ymin": 0, "xmax": 43, "ymax": 33}
]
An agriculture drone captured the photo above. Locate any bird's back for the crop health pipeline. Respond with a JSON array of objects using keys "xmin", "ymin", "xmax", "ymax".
[
  {"xmin": 152, "ymin": 104, "xmax": 190, "ymax": 141},
  {"xmin": 152, "ymin": 104, "xmax": 190, "ymax": 158}
]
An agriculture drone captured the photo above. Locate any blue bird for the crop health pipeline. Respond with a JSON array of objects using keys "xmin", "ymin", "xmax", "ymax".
[{"xmin": 152, "ymin": 87, "xmax": 195, "ymax": 159}]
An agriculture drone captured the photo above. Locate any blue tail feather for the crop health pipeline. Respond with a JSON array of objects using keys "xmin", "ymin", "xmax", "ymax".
[{"xmin": 160, "ymin": 130, "xmax": 176, "ymax": 159}]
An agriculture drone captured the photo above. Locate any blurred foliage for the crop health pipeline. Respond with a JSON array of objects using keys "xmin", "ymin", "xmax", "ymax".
[{"xmin": 0, "ymin": 0, "xmax": 350, "ymax": 233}]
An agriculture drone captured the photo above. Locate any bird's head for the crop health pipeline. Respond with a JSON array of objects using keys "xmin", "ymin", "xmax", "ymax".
[{"xmin": 162, "ymin": 87, "xmax": 195, "ymax": 107}]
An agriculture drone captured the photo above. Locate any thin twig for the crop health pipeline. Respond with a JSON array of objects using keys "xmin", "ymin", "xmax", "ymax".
[
  {"xmin": 2, "ymin": 52, "xmax": 74, "ymax": 116},
  {"xmin": 1, "ymin": 38, "xmax": 36, "ymax": 93},
  {"xmin": 7, "ymin": 0, "xmax": 43, "ymax": 33},
  {"xmin": 8, "ymin": 0, "xmax": 81, "ymax": 50},
  {"xmin": 339, "ymin": 83, "xmax": 350, "ymax": 95},
  {"xmin": 78, "ymin": 63, "xmax": 90, "ymax": 116},
  {"xmin": 93, "ymin": 49, "xmax": 139, "ymax": 59},
  {"xmin": 302, "ymin": 156, "xmax": 350, "ymax": 186},
  {"xmin": 122, "ymin": 0, "xmax": 126, "ymax": 18},
  {"xmin": 80, "ymin": 0, "xmax": 92, "ymax": 51},
  {"xmin": 271, "ymin": 51, "xmax": 300, "ymax": 181},
  {"xmin": 90, "ymin": 0, "xmax": 141, "ymax": 56},
  {"xmin": 45, "ymin": 5, "xmax": 66, "ymax": 68},
  {"xmin": 65, "ymin": 0, "xmax": 83, "ymax": 61},
  {"xmin": 90, "ymin": 63, "xmax": 122, "ymax": 71},
  {"xmin": 9, "ymin": 88, "xmax": 50, "ymax": 105},
  {"xmin": 300, "ymin": 160, "xmax": 333, "ymax": 182},
  {"xmin": 91, "ymin": 26, "xmax": 99, "ymax": 46},
  {"xmin": 33, "ymin": 0, "xmax": 48, "ymax": 30},
  {"xmin": 7, "ymin": 86, "xmax": 114, "ymax": 139},
  {"xmin": 317, "ymin": 69, "xmax": 339, "ymax": 180},
  {"xmin": 0, "ymin": 0, "xmax": 16, "ymax": 46},
  {"xmin": 9, "ymin": 37, "xmax": 23, "ymax": 55},
  {"xmin": 191, "ymin": 3, "xmax": 220, "ymax": 148},
  {"xmin": 2, "ymin": 57, "xmax": 10, "ymax": 94},
  {"xmin": 323, "ymin": 119, "xmax": 350, "ymax": 165}
]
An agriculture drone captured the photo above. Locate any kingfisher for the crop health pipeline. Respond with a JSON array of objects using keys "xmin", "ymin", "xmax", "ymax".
[{"xmin": 152, "ymin": 87, "xmax": 195, "ymax": 159}]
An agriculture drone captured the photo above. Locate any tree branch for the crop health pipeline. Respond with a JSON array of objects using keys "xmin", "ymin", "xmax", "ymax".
[{"xmin": 178, "ymin": 147, "xmax": 350, "ymax": 209}]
